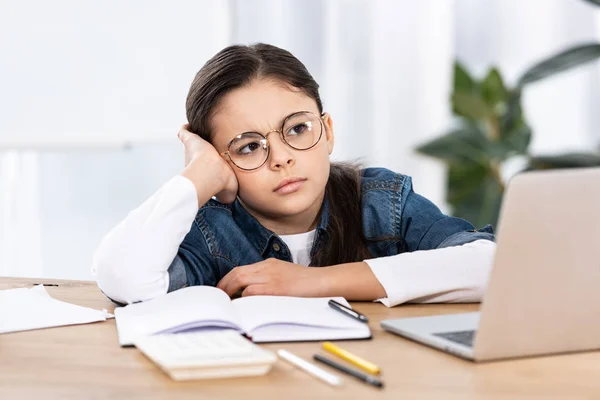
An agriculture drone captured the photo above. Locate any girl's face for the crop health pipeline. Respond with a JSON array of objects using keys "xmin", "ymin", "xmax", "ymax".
[{"xmin": 210, "ymin": 78, "xmax": 335, "ymax": 226}]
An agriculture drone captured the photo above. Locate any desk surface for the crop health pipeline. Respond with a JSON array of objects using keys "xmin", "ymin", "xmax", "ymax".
[{"xmin": 1, "ymin": 277, "xmax": 599, "ymax": 399}]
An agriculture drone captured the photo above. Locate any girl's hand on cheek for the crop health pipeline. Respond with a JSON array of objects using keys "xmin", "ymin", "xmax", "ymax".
[
  {"xmin": 216, "ymin": 258, "xmax": 327, "ymax": 298},
  {"xmin": 177, "ymin": 124, "xmax": 238, "ymax": 204}
]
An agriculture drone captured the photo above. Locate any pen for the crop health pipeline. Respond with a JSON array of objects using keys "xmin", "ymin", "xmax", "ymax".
[
  {"xmin": 313, "ymin": 354, "xmax": 384, "ymax": 389},
  {"xmin": 328, "ymin": 299, "xmax": 369, "ymax": 323},
  {"xmin": 322, "ymin": 342, "xmax": 381, "ymax": 375},
  {"xmin": 277, "ymin": 349, "xmax": 343, "ymax": 387}
]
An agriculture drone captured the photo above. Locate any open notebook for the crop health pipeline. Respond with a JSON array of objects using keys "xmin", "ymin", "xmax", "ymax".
[{"xmin": 115, "ymin": 286, "xmax": 371, "ymax": 346}]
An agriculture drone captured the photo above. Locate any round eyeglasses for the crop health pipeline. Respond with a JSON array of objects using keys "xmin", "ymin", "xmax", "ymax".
[{"xmin": 220, "ymin": 111, "xmax": 325, "ymax": 171}]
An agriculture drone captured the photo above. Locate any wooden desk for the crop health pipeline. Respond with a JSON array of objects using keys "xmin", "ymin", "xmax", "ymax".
[{"xmin": 1, "ymin": 278, "xmax": 599, "ymax": 399}]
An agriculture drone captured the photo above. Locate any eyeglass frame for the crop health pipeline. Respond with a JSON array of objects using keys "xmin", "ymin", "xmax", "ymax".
[{"xmin": 219, "ymin": 110, "xmax": 326, "ymax": 171}]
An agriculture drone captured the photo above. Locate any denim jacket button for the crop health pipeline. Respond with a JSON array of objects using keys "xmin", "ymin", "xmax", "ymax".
[{"xmin": 272, "ymin": 243, "xmax": 280, "ymax": 252}]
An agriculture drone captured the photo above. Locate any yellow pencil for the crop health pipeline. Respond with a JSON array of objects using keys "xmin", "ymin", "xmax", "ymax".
[{"xmin": 322, "ymin": 342, "xmax": 381, "ymax": 375}]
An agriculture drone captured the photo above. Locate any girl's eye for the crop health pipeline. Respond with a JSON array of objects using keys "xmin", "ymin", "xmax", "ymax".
[
  {"xmin": 237, "ymin": 141, "xmax": 261, "ymax": 155},
  {"xmin": 287, "ymin": 123, "xmax": 308, "ymax": 136}
]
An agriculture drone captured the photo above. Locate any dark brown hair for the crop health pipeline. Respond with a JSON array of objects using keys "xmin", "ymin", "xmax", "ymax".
[{"xmin": 185, "ymin": 43, "xmax": 375, "ymax": 266}]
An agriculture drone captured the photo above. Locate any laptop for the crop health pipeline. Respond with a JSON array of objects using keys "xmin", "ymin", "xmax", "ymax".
[{"xmin": 381, "ymin": 167, "xmax": 600, "ymax": 361}]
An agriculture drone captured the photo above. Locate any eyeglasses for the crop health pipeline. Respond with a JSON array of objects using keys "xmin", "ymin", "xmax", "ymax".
[{"xmin": 220, "ymin": 111, "xmax": 325, "ymax": 171}]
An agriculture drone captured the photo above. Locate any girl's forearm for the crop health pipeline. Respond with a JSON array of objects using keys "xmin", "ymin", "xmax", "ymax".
[{"xmin": 319, "ymin": 262, "xmax": 387, "ymax": 301}]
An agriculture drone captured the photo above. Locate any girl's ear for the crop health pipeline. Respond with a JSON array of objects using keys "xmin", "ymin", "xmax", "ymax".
[{"xmin": 322, "ymin": 112, "xmax": 335, "ymax": 155}]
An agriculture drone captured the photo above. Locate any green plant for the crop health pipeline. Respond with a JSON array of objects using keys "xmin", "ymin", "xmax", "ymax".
[{"xmin": 416, "ymin": 18, "xmax": 600, "ymax": 228}]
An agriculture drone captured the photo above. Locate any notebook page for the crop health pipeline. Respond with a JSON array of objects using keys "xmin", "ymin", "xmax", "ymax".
[
  {"xmin": 115, "ymin": 286, "xmax": 240, "ymax": 346},
  {"xmin": 248, "ymin": 322, "xmax": 369, "ymax": 343},
  {"xmin": 232, "ymin": 296, "xmax": 370, "ymax": 340}
]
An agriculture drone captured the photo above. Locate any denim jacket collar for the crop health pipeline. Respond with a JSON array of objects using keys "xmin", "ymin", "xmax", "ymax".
[{"xmin": 231, "ymin": 193, "xmax": 330, "ymax": 259}]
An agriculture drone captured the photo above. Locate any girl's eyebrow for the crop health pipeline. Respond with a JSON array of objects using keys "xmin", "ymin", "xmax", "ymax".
[{"xmin": 225, "ymin": 110, "xmax": 307, "ymax": 146}]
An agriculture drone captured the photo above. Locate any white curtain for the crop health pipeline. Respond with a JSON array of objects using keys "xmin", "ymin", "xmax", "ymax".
[
  {"xmin": 1, "ymin": 0, "xmax": 599, "ymax": 279},
  {"xmin": 0, "ymin": 152, "xmax": 43, "ymax": 277}
]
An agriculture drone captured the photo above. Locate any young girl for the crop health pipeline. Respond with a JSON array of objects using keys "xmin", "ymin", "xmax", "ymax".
[{"xmin": 92, "ymin": 43, "xmax": 496, "ymax": 306}]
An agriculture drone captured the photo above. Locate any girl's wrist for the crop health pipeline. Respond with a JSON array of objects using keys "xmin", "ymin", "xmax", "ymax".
[
  {"xmin": 319, "ymin": 262, "xmax": 387, "ymax": 301},
  {"xmin": 181, "ymin": 158, "xmax": 225, "ymax": 205}
]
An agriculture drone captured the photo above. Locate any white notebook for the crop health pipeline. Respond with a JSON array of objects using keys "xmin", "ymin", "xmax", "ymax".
[{"xmin": 115, "ymin": 286, "xmax": 371, "ymax": 346}]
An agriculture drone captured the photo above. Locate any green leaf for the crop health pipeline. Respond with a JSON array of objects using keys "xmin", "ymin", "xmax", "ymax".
[
  {"xmin": 581, "ymin": 0, "xmax": 600, "ymax": 7},
  {"xmin": 527, "ymin": 152, "xmax": 600, "ymax": 170},
  {"xmin": 481, "ymin": 67, "xmax": 509, "ymax": 107},
  {"xmin": 476, "ymin": 176, "xmax": 503, "ymax": 228},
  {"xmin": 500, "ymin": 90, "xmax": 523, "ymax": 133},
  {"xmin": 498, "ymin": 125, "xmax": 532, "ymax": 156},
  {"xmin": 452, "ymin": 91, "xmax": 494, "ymax": 120},
  {"xmin": 454, "ymin": 61, "xmax": 476, "ymax": 93},
  {"xmin": 447, "ymin": 162, "xmax": 489, "ymax": 205},
  {"xmin": 448, "ymin": 166, "xmax": 503, "ymax": 228},
  {"xmin": 415, "ymin": 127, "xmax": 490, "ymax": 165},
  {"xmin": 518, "ymin": 43, "xmax": 600, "ymax": 87}
]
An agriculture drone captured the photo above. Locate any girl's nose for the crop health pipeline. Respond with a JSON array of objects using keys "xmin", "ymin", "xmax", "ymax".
[{"xmin": 266, "ymin": 131, "xmax": 295, "ymax": 169}]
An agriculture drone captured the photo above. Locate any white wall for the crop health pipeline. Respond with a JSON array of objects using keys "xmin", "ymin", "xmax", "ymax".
[{"xmin": 0, "ymin": 0, "xmax": 230, "ymax": 148}]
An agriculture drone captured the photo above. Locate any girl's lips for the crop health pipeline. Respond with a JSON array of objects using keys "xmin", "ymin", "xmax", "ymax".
[{"xmin": 275, "ymin": 179, "xmax": 306, "ymax": 194}]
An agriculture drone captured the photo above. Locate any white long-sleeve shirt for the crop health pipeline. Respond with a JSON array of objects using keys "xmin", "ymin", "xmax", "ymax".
[{"xmin": 92, "ymin": 175, "xmax": 496, "ymax": 306}]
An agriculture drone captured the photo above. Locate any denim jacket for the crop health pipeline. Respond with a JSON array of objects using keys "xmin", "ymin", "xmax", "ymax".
[{"xmin": 166, "ymin": 167, "xmax": 495, "ymax": 292}]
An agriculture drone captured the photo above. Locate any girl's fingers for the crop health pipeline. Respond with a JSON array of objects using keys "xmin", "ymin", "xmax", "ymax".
[
  {"xmin": 241, "ymin": 284, "xmax": 270, "ymax": 297},
  {"xmin": 218, "ymin": 265, "xmax": 265, "ymax": 296},
  {"xmin": 177, "ymin": 124, "xmax": 193, "ymax": 142}
]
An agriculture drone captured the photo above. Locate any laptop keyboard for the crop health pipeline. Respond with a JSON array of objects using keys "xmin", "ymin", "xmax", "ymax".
[{"xmin": 433, "ymin": 330, "xmax": 476, "ymax": 347}]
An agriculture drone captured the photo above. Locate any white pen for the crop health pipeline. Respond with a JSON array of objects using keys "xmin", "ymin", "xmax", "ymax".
[{"xmin": 277, "ymin": 349, "xmax": 343, "ymax": 387}]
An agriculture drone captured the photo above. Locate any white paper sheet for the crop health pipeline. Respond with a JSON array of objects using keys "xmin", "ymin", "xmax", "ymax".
[{"xmin": 0, "ymin": 284, "xmax": 113, "ymax": 334}]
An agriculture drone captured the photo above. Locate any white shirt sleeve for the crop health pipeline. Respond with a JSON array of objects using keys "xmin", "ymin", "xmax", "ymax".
[
  {"xmin": 91, "ymin": 175, "xmax": 199, "ymax": 304},
  {"xmin": 364, "ymin": 239, "xmax": 496, "ymax": 307}
]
